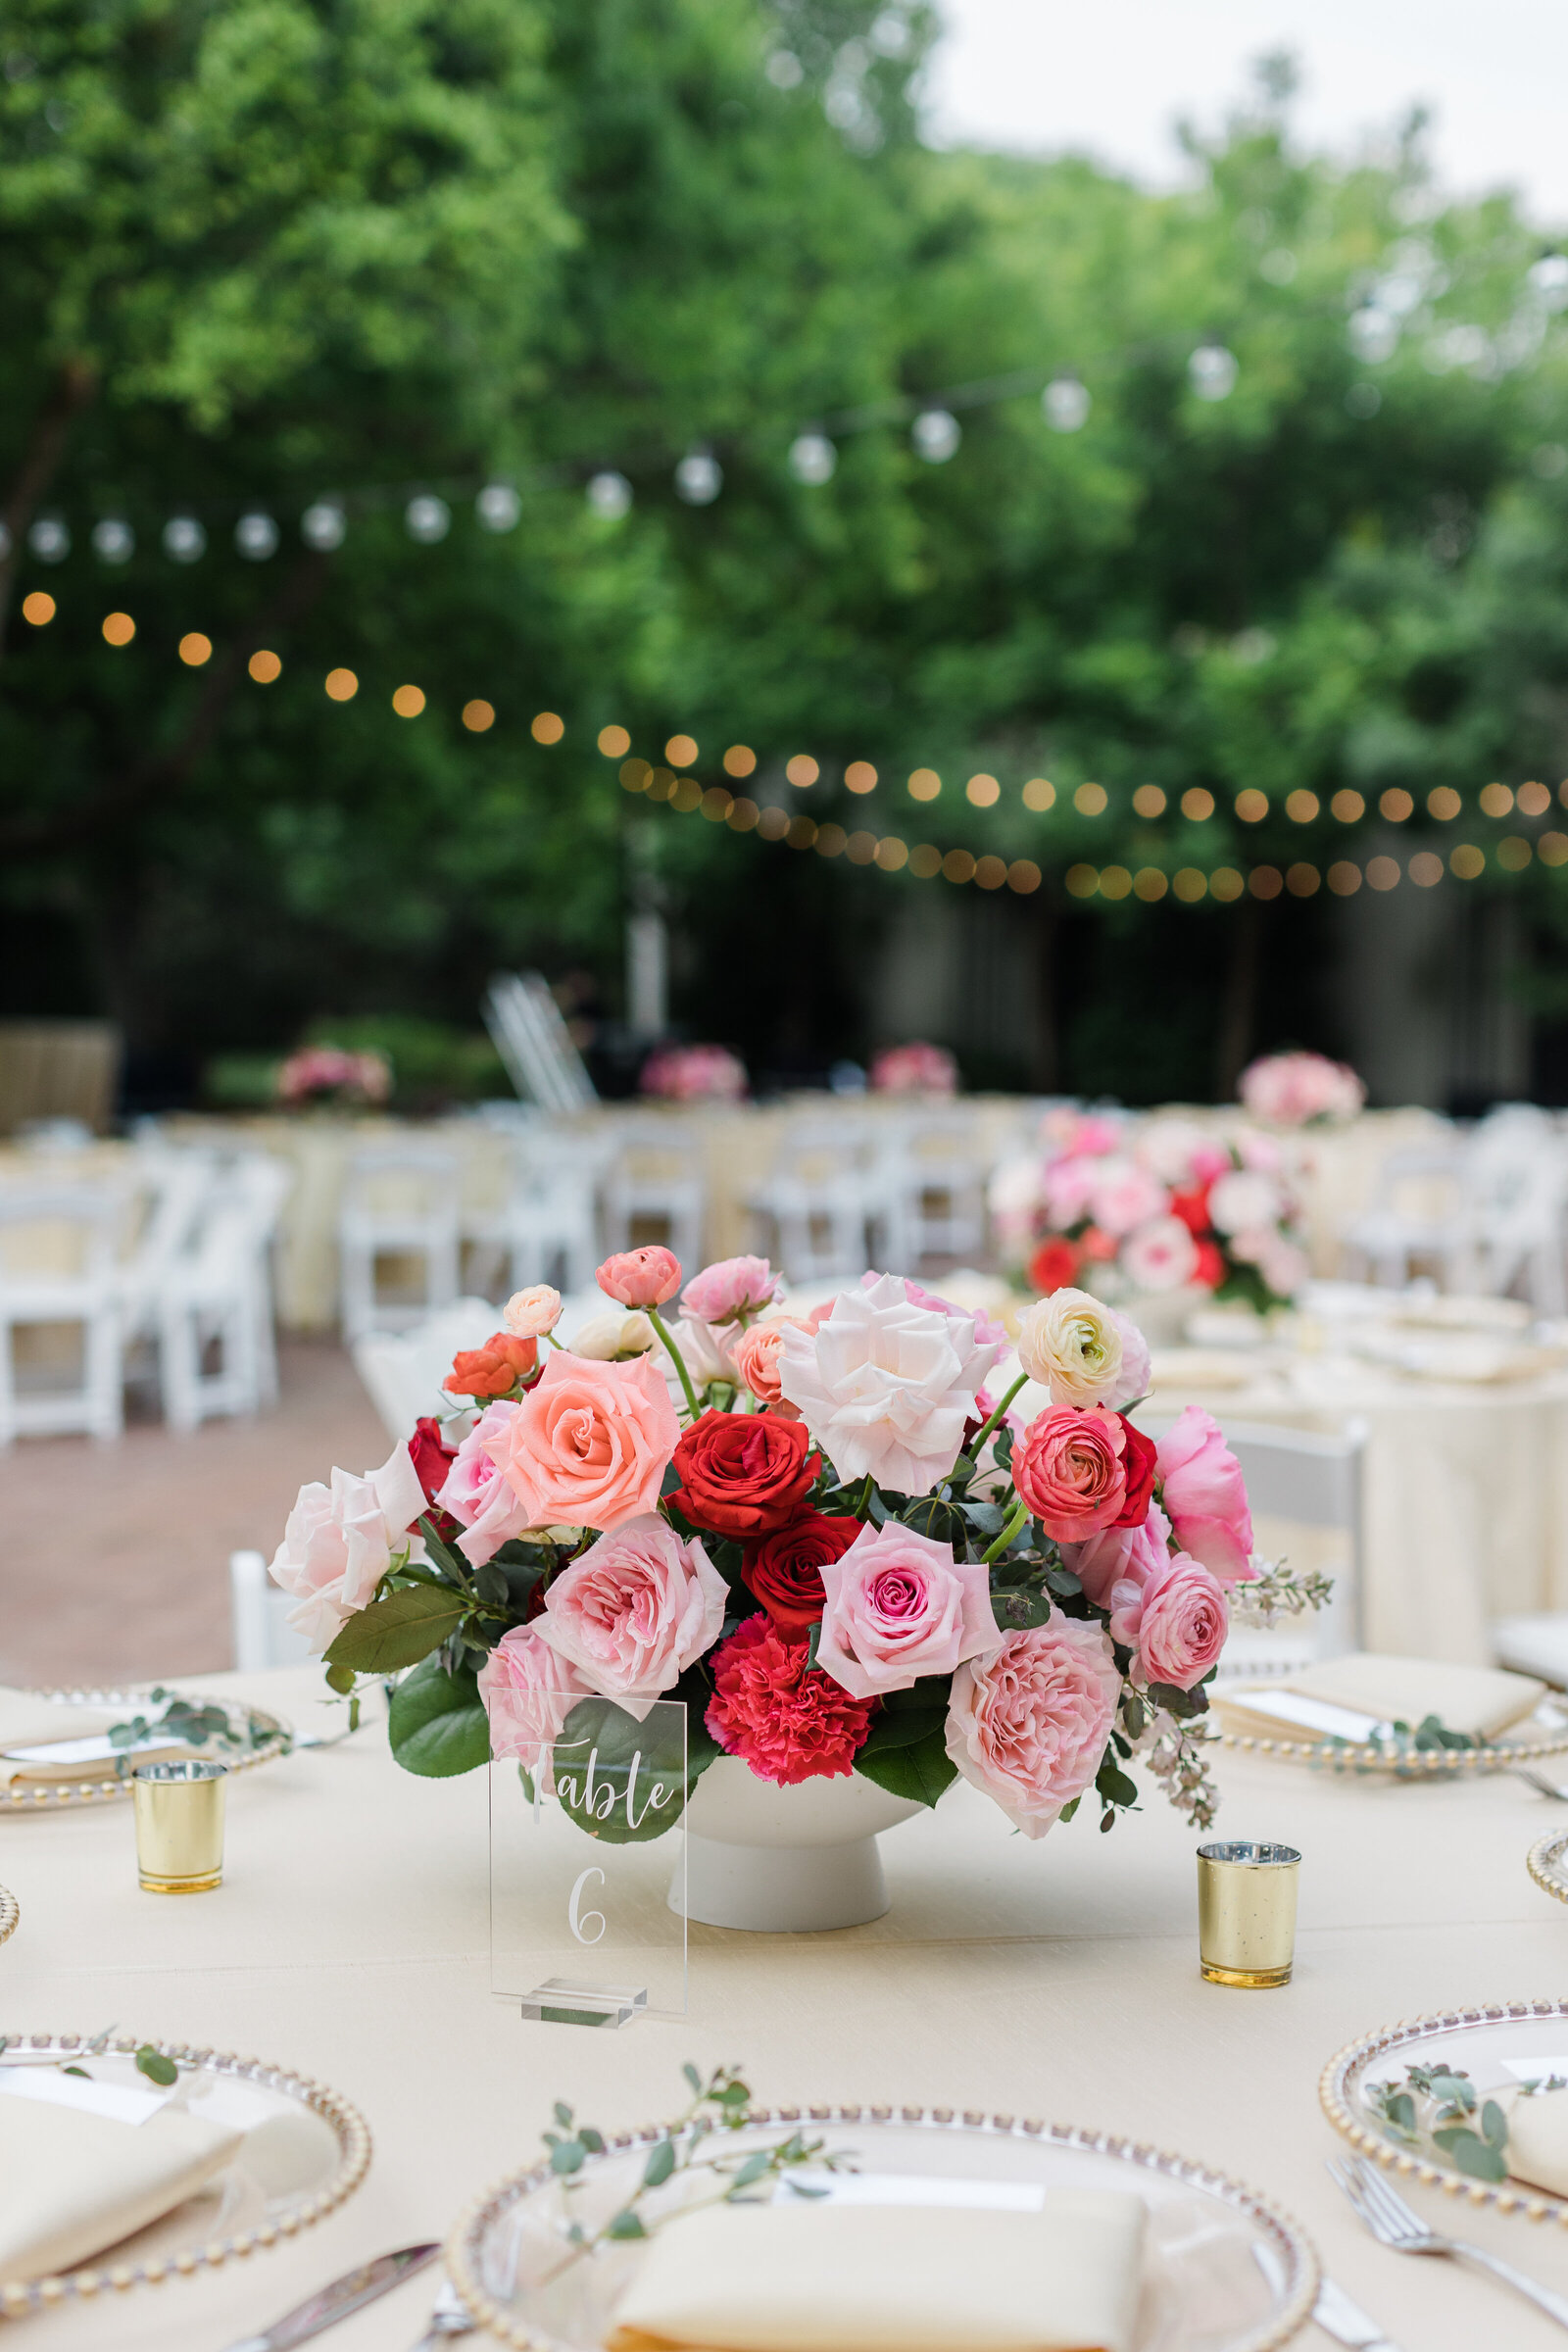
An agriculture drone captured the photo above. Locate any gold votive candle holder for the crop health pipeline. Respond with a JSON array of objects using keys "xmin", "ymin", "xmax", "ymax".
[
  {"xmin": 1197, "ymin": 1839, "xmax": 1300, "ymax": 1986},
  {"xmin": 133, "ymin": 1759, "xmax": 226, "ymax": 1893}
]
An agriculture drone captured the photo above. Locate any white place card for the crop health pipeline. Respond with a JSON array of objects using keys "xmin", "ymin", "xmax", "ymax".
[
  {"xmin": 776, "ymin": 2172, "xmax": 1047, "ymax": 2211},
  {"xmin": 0, "ymin": 2067, "xmax": 166, "ymax": 2127}
]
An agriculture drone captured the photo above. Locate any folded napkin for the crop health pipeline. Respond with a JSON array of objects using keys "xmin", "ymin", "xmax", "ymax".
[
  {"xmin": 0, "ymin": 1687, "xmax": 200, "ymax": 1787},
  {"xmin": 0, "ymin": 2083, "xmax": 241, "ymax": 2282},
  {"xmin": 606, "ymin": 2189, "xmax": 1146, "ymax": 2352},
  {"xmin": 1212, "ymin": 1653, "xmax": 1546, "ymax": 1745},
  {"xmin": 1505, "ymin": 2085, "xmax": 1568, "ymax": 2199}
]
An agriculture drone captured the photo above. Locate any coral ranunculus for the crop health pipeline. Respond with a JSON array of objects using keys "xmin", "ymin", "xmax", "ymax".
[
  {"xmin": 741, "ymin": 1512, "xmax": 859, "ymax": 1633},
  {"xmin": 705, "ymin": 1614, "xmax": 877, "ymax": 1784},
  {"xmin": 730, "ymin": 1321, "xmax": 791, "ymax": 1409},
  {"xmin": 596, "ymin": 1246, "xmax": 682, "ymax": 1308},
  {"xmin": 1011, "ymin": 1404, "xmax": 1130, "ymax": 1541},
  {"xmin": 1027, "ymin": 1236, "xmax": 1080, "ymax": 1295},
  {"xmin": 668, "ymin": 1409, "xmax": 818, "ymax": 1540},
  {"xmin": 444, "ymin": 1332, "xmax": 538, "ymax": 1399},
  {"xmin": 504, "ymin": 1284, "xmax": 564, "ymax": 1338}
]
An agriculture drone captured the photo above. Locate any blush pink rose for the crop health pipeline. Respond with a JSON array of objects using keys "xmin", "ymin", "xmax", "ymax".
[
  {"xmin": 1061, "ymin": 1500, "xmax": 1172, "ymax": 1611},
  {"xmin": 597, "ymin": 1246, "xmax": 682, "ymax": 1308},
  {"xmin": 682, "ymin": 1254, "xmax": 781, "ymax": 1324},
  {"xmin": 1155, "ymin": 1404, "xmax": 1255, "ymax": 1583},
  {"xmin": 1133, "ymin": 1551, "xmax": 1230, "ymax": 1690},
  {"xmin": 814, "ymin": 1522, "xmax": 1003, "ymax": 1699},
  {"xmin": 487, "ymin": 1351, "xmax": 678, "ymax": 1532},
  {"xmin": 477, "ymin": 1625, "xmax": 593, "ymax": 1788},
  {"xmin": 944, "ymin": 1617, "xmax": 1121, "ymax": 1838},
  {"xmin": 1090, "ymin": 1157, "xmax": 1168, "ymax": 1238},
  {"xmin": 269, "ymin": 1444, "xmax": 426, "ymax": 1649},
  {"xmin": 1118, "ymin": 1214, "xmax": 1200, "ymax": 1292},
  {"xmin": 436, "ymin": 1401, "xmax": 535, "ymax": 1565},
  {"xmin": 1012, "ymin": 1404, "xmax": 1128, "ymax": 1541},
  {"xmin": 535, "ymin": 1512, "xmax": 728, "ymax": 1717}
]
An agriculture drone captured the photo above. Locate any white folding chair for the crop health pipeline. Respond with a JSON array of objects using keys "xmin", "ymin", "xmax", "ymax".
[
  {"xmin": 0, "ymin": 1185, "xmax": 125, "ymax": 1444},
  {"xmin": 601, "ymin": 1123, "xmax": 706, "ymax": 1268},
  {"xmin": 1342, "ymin": 1142, "xmax": 1465, "ymax": 1288},
  {"xmin": 482, "ymin": 971, "xmax": 598, "ymax": 1112},
  {"xmin": 229, "ymin": 1548, "xmax": 316, "ymax": 1671},
  {"xmin": 338, "ymin": 1144, "xmax": 462, "ymax": 1343},
  {"xmin": 873, "ymin": 1113, "xmax": 989, "ymax": 1267},
  {"xmin": 466, "ymin": 1129, "xmax": 605, "ymax": 1298},
  {"xmin": 746, "ymin": 1121, "xmax": 872, "ymax": 1282}
]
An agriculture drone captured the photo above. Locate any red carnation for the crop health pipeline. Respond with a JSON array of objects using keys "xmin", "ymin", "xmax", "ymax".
[
  {"xmin": 1027, "ymin": 1236, "xmax": 1080, "ymax": 1295},
  {"xmin": 1112, "ymin": 1415, "xmax": 1157, "ymax": 1528},
  {"xmin": 668, "ymin": 1409, "xmax": 818, "ymax": 1540},
  {"xmin": 1169, "ymin": 1186, "xmax": 1212, "ymax": 1237},
  {"xmin": 741, "ymin": 1513, "xmax": 859, "ymax": 1633},
  {"xmin": 1192, "ymin": 1239, "xmax": 1226, "ymax": 1290},
  {"xmin": 705, "ymin": 1614, "xmax": 877, "ymax": 1785},
  {"xmin": 444, "ymin": 1333, "xmax": 538, "ymax": 1400}
]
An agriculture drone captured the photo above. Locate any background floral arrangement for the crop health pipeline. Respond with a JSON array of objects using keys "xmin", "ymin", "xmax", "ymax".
[
  {"xmin": 268, "ymin": 1252, "xmax": 1306, "ymax": 1844},
  {"xmin": 274, "ymin": 1043, "xmax": 391, "ymax": 1107},
  {"xmin": 990, "ymin": 1108, "xmax": 1310, "ymax": 1315},
  {"xmin": 638, "ymin": 1044, "xmax": 748, "ymax": 1102},
  {"xmin": 1239, "ymin": 1050, "xmax": 1366, "ymax": 1128},
  {"xmin": 868, "ymin": 1041, "xmax": 957, "ymax": 1096}
]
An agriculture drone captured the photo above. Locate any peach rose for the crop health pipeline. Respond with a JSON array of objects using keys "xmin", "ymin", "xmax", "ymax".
[
  {"xmin": 486, "ymin": 1350, "xmax": 678, "ymax": 1531},
  {"xmin": 597, "ymin": 1246, "xmax": 681, "ymax": 1307},
  {"xmin": 731, "ymin": 1321, "xmax": 791, "ymax": 1408},
  {"xmin": 536, "ymin": 1512, "xmax": 728, "ymax": 1717},
  {"xmin": 944, "ymin": 1616, "xmax": 1120, "ymax": 1838},
  {"xmin": 504, "ymin": 1284, "xmax": 563, "ymax": 1338}
]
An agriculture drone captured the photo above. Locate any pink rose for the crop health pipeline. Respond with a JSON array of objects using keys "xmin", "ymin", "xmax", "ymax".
[
  {"xmin": 1042, "ymin": 1155, "xmax": 1100, "ymax": 1227},
  {"xmin": 504, "ymin": 1284, "xmax": 564, "ymax": 1338},
  {"xmin": 1012, "ymin": 1404, "xmax": 1129, "ymax": 1541},
  {"xmin": 269, "ymin": 1444, "xmax": 426, "ymax": 1649},
  {"xmin": 682, "ymin": 1255, "xmax": 781, "ymax": 1325},
  {"xmin": 1090, "ymin": 1156, "xmax": 1167, "ymax": 1238},
  {"xmin": 1061, "ymin": 1501, "xmax": 1172, "ymax": 1611},
  {"xmin": 477, "ymin": 1626, "xmax": 593, "ymax": 1788},
  {"xmin": 1133, "ymin": 1551, "xmax": 1229, "ymax": 1690},
  {"xmin": 944, "ymin": 1617, "xmax": 1121, "ymax": 1838},
  {"xmin": 1118, "ymin": 1214, "xmax": 1200, "ymax": 1292},
  {"xmin": 597, "ymin": 1247, "xmax": 682, "ymax": 1307},
  {"xmin": 731, "ymin": 1320, "xmax": 799, "ymax": 1412},
  {"xmin": 535, "ymin": 1512, "xmax": 728, "ymax": 1717},
  {"xmin": 814, "ymin": 1522, "xmax": 1003, "ymax": 1699},
  {"xmin": 486, "ymin": 1350, "xmax": 677, "ymax": 1532},
  {"xmin": 1155, "ymin": 1404, "xmax": 1254, "ymax": 1583},
  {"xmin": 437, "ymin": 1402, "xmax": 535, "ymax": 1566}
]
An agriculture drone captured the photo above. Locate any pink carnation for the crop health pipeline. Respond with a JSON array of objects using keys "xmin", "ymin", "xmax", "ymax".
[
  {"xmin": 705, "ymin": 1614, "xmax": 878, "ymax": 1784},
  {"xmin": 1155, "ymin": 1405, "xmax": 1255, "ymax": 1583},
  {"xmin": 682, "ymin": 1255, "xmax": 781, "ymax": 1325},
  {"xmin": 535, "ymin": 1512, "xmax": 727, "ymax": 1718},
  {"xmin": 815, "ymin": 1521, "xmax": 1003, "ymax": 1698},
  {"xmin": 477, "ymin": 1626, "xmax": 593, "ymax": 1789},
  {"xmin": 436, "ymin": 1401, "xmax": 535, "ymax": 1566},
  {"xmin": 944, "ymin": 1617, "xmax": 1121, "ymax": 1838}
]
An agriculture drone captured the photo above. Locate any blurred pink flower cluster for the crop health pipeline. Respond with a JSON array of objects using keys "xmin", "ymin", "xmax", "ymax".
[
  {"xmin": 1240, "ymin": 1050, "xmax": 1366, "ymax": 1127},
  {"xmin": 639, "ymin": 1043, "xmax": 748, "ymax": 1101},
  {"xmin": 869, "ymin": 1040, "xmax": 957, "ymax": 1095},
  {"xmin": 275, "ymin": 1044, "xmax": 391, "ymax": 1107}
]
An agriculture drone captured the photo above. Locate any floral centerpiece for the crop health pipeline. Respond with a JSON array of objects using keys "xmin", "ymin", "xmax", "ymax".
[
  {"xmin": 1239, "ymin": 1050, "xmax": 1366, "ymax": 1127},
  {"xmin": 639, "ymin": 1044, "xmax": 748, "ymax": 1102},
  {"xmin": 269, "ymin": 1253, "xmax": 1322, "ymax": 1852},
  {"xmin": 275, "ymin": 1043, "xmax": 391, "ymax": 1108},
  {"xmin": 869, "ymin": 1041, "xmax": 957, "ymax": 1095},
  {"xmin": 990, "ymin": 1109, "xmax": 1310, "ymax": 1314}
]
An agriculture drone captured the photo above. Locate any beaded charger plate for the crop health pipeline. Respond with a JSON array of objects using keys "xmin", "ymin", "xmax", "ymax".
[
  {"xmin": 0, "ymin": 1887, "xmax": 15, "ymax": 1945},
  {"xmin": 1214, "ymin": 1688, "xmax": 1568, "ymax": 1780},
  {"xmin": 1528, "ymin": 1828, "xmax": 1568, "ymax": 1905},
  {"xmin": 0, "ymin": 2034, "xmax": 370, "ymax": 2313},
  {"xmin": 1321, "ymin": 1998, "xmax": 1568, "ymax": 2221},
  {"xmin": 0, "ymin": 1687, "xmax": 291, "ymax": 1810},
  {"xmin": 447, "ymin": 2104, "xmax": 1319, "ymax": 2352}
]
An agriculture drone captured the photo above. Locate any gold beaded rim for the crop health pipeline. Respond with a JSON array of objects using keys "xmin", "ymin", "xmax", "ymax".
[
  {"xmin": 0, "ymin": 2034, "xmax": 371, "ymax": 2311},
  {"xmin": 1320, "ymin": 1998, "xmax": 1568, "ymax": 2220},
  {"xmin": 1, "ymin": 1689, "xmax": 293, "ymax": 1811},
  {"xmin": 0, "ymin": 1887, "xmax": 16, "ymax": 1945},
  {"xmin": 445, "ymin": 2102, "xmax": 1319, "ymax": 2352},
  {"xmin": 1527, "ymin": 1830, "xmax": 1568, "ymax": 1906}
]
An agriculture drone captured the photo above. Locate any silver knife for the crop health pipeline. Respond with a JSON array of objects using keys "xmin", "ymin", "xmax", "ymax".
[
  {"xmin": 223, "ymin": 2243, "xmax": 441, "ymax": 2352},
  {"xmin": 1313, "ymin": 2273, "xmax": 1405, "ymax": 2351}
]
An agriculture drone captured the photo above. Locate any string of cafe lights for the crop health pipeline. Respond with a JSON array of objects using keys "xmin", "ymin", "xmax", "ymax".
[{"xmin": 24, "ymin": 586, "xmax": 1568, "ymax": 905}]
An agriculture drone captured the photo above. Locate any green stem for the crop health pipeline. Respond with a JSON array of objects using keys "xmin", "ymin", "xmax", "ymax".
[
  {"xmin": 982, "ymin": 1494, "xmax": 1030, "ymax": 1565},
  {"xmin": 855, "ymin": 1471, "xmax": 874, "ymax": 1520},
  {"xmin": 647, "ymin": 1304, "xmax": 702, "ymax": 1421},
  {"xmin": 966, "ymin": 1371, "xmax": 1027, "ymax": 1468}
]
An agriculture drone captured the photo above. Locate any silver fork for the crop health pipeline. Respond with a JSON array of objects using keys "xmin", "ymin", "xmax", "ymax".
[
  {"xmin": 409, "ymin": 2279, "xmax": 474, "ymax": 2348},
  {"xmin": 1329, "ymin": 2155, "xmax": 1568, "ymax": 2329},
  {"xmin": 1511, "ymin": 1767, "xmax": 1568, "ymax": 1799}
]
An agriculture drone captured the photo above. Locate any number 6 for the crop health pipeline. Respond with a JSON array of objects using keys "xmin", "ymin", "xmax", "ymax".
[{"xmin": 568, "ymin": 1866, "xmax": 607, "ymax": 1944}]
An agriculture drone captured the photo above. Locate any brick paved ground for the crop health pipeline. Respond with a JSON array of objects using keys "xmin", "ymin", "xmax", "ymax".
[{"xmin": 0, "ymin": 1342, "xmax": 387, "ymax": 1687}]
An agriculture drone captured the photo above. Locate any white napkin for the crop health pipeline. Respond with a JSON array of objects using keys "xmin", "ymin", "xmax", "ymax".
[
  {"xmin": 606, "ymin": 2190, "xmax": 1146, "ymax": 2352},
  {"xmin": 0, "ymin": 2088, "xmax": 241, "ymax": 2282},
  {"xmin": 1212, "ymin": 1653, "xmax": 1545, "ymax": 1744},
  {"xmin": 1504, "ymin": 2085, "xmax": 1568, "ymax": 2199},
  {"xmin": 0, "ymin": 1690, "xmax": 143, "ymax": 1787}
]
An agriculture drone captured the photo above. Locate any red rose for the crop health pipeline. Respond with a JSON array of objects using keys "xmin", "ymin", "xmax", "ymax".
[
  {"xmin": 742, "ymin": 1512, "xmax": 859, "ymax": 1633},
  {"xmin": 1192, "ymin": 1239, "xmax": 1226, "ymax": 1290},
  {"xmin": 1113, "ymin": 1415, "xmax": 1157, "ymax": 1528},
  {"xmin": 443, "ymin": 1333, "xmax": 538, "ymax": 1400},
  {"xmin": 1169, "ymin": 1186, "xmax": 1211, "ymax": 1236},
  {"xmin": 1027, "ymin": 1236, "xmax": 1080, "ymax": 1295},
  {"xmin": 407, "ymin": 1414, "xmax": 461, "ymax": 1541},
  {"xmin": 1079, "ymin": 1224, "xmax": 1119, "ymax": 1262},
  {"xmin": 668, "ymin": 1410, "xmax": 819, "ymax": 1540}
]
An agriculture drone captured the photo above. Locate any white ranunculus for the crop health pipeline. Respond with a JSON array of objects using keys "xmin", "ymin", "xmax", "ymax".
[
  {"xmin": 568, "ymin": 1308, "xmax": 656, "ymax": 1361},
  {"xmin": 778, "ymin": 1272, "xmax": 1001, "ymax": 1494},
  {"xmin": 1015, "ymin": 1287, "xmax": 1124, "ymax": 1408}
]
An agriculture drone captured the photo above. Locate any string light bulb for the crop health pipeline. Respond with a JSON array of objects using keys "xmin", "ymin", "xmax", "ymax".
[
  {"xmin": 789, "ymin": 432, "xmax": 837, "ymax": 484},
  {"xmin": 911, "ymin": 410, "xmax": 960, "ymax": 463},
  {"xmin": 302, "ymin": 501, "xmax": 346, "ymax": 551},
  {"xmin": 405, "ymin": 495, "xmax": 450, "ymax": 544},
  {"xmin": 675, "ymin": 448, "xmax": 722, "ymax": 505},
  {"xmin": 586, "ymin": 470, "xmax": 632, "ymax": 519},
  {"xmin": 1042, "ymin": 378, "xmax": 1091, "ymax": 431},
  {"xmin": 235, "ymin": 512, "xmax": 278, "ymax": 561},
  {"xmin": 163, "ymin": 515, "xmax": 206, "ymax": 563},
  {"xmin": 476, "ymin": 482, "xmax": 520, "ymax": 532},
  {"xmin": 91, "ymin": 518, "xmax": 133, "ymax": 563}
]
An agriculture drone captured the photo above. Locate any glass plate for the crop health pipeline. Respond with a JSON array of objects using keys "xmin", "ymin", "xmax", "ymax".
[
  {"xmin": 1216, "ymin": 1690, "xmax": 1568, "ymax": 1778},
  {"xmin": 1529, "ymin": 1829, "xmax": 1568, "ymax": 1906},
  {"xmin": 1321, "ymin": 1998, "xmax": 1568, "ymax": 2222},
  {"xmin": 1, "ymin": 1687, "xmax": 291, "ymax": 1810},
  {"xmin": 447, "ymin": 2104, "xmax": 1318, "ymax": 2352},
  {"xmin": 0, "ymin": 1887, "xmax": 15, "ymax": 1945},
  {"xmin": 0, "ymin": 2033, "xmax": 370, "ymax": 2312}
]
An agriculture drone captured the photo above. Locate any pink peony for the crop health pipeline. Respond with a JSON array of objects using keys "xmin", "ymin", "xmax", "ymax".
[
  {"xmin": 682, "ymin": 1255, "xmax": 781, "ymax": 1325},
  {"xmin": 597, "ymin": 1247, "xmax": 682, "ymax": 1308},
  {"xmin": 868, "ymin": 1040, "xmax": 957, "ymax": 1096},
  {"xmin": 1133, "ymin": 1551, "xmax": 1229, "ymax": 1690},
  {"xmin": 535, "ymin": 1512, "xmax": 727, "ymax": 1718},
  {"xmin": 487, "ymin": 1351, "xmax": 678, "ymax": 1532},
  {"xmin": 778, "ymin": 1272, "xmax": 1001, "ymax": 1494},
  {"xmin": 477, "ymin": 1626, "xmax": 593, "ymax": 1788},
  {"xmin": 814, "ymin": 1521, "xmax": 1003, "ymax": 1699},
  {"xmin": 504, "ymin": 1284, "xmax": 564, "ymax": 1338},
  {"xmin": 436, "ymin": 1402, "xmax": 535, "ymax": 1565},
  {"xmin": 705, "ymin": 1614, "xmax": 878, "ymax": 1784},
  {"xmin": 269, "ymin": 1444, "xmax": 426, "ymax": 1649},
  {"xmin": 944, "ymin": 1617, "xmax": 1121, "ymax": 1838},
  {"xmin": 1061, "ymin": 1500, "xmax": 1172, "ymax": 1612},
  {"xmin": 1118, "ymin": 1214, "xmax": 1200, "ymax": 1292},
  {"xmin": 1012, "ymin": 1404, "xmax": 1129, "ymax": 1541},
  {"xmin": 1155, "ymin": 1405, "xmax": 1255, "ymax": 1583}
]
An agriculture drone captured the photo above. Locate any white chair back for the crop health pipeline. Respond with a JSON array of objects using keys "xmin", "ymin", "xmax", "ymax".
[
  {"xmin": 873, "ymin": 1113, "xmax": 989, "ymax": 1266},
  {"xmin": 338, "ymin": 1145, "xmax": 462, "ymax": 1341},
  {"xmin": 352, "ymin": 1294, "xmax": 500, "ymax": 1441},
  {"xmin": 482, "ymin": 972, "xmax": 598, "ymax": 1112},
  {"xmin": 748, "ymin": 1120, "xmax": 872, "ymax": 1282},
  {"xmin": 601, "ymin": 1123, "xmax": 706, "ymax": 1268},
  {"xmin": 229, "ymin": 1548, "xmax": 316, "ymax": 1672},
  {"xmin": 0, "ymin": 1185, "xmax": 125, "ymax": 1442}
]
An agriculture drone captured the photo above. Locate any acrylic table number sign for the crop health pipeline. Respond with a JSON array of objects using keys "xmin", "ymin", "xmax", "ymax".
[{"xmin": 489, "ymin": 1696, "xmax": 689, "ymax": 2026}]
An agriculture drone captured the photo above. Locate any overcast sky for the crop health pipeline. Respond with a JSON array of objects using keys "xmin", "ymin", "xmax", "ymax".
[{"xmin": 924, "ymin": 0, "xmax": 1568, "ymax": 224}]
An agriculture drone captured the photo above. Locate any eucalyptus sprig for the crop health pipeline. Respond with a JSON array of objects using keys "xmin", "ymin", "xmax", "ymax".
[{"xmin": 1366, "ymin": 2063, "xmax": 1514, "ymax": 2182}]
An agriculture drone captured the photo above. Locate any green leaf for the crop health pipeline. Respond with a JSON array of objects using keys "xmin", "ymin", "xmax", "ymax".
[
  {"xmin": 554, "ymin": 2100, "xmax": 574, "ymax": 2130},
  {"xmin": 683, "ymin": 2062, "xmax": 703, "ymax": 2095},
  {"xmin": 1482, "ymin": 2100, "xmax": 1508, "ymax": 2150},
  {"xmin": 551, "ymin": 2139, "xmax": 586, "ymax": 2175},
  {"xmin": 554, "ymin": 1697, "xmax": 691, "ymax": 1843},
  {"xmin": 326, "ymin": 1584, "xmax": 468, "ymax": 1675},
  {"xmin": 1095, "ymin": 1759, "xmax": 1140, "ymax": 1809},
  {"xmin": 61, "ymin": 2065, "xmax": 89, "ymax": 2078},
  {"xmin": 388, "ymin": 1657, "xmax": 491, "ymax": 1778},
  {"xmin": 1433, "ymin": 2127, "xmax": 1507, "ymax": 2182},
  {"xmin": 605, "ymin": 2210, "xmax": 648, "ymax": 2240},
  {"xmin": 730, "ymin": 2151, "xmax": 773, "ymax": 2188},
  {"xmin": 579, "ymin": 2127, "xmax": 606, "ymax": 2154},
  {"xmin": 323, "ymin": 1659, "xmax": 357, "ymax": 1696},
  {"xmin": 854, "ymin": 1726, "xmax": 958, "ymax": 1807},
  {"xmin": 134, "ymin": 2045, "xmax": 178, "ymax": 2086},
  {"xmin": 643, "ymin": 2138, "xmax": 675, "ymax": 2187}
]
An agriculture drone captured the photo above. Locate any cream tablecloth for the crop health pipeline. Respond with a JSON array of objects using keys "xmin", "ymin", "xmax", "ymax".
[{"xmin": 4, "ymin": 1663, "xmax": 1568, "ymax": 2350}]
